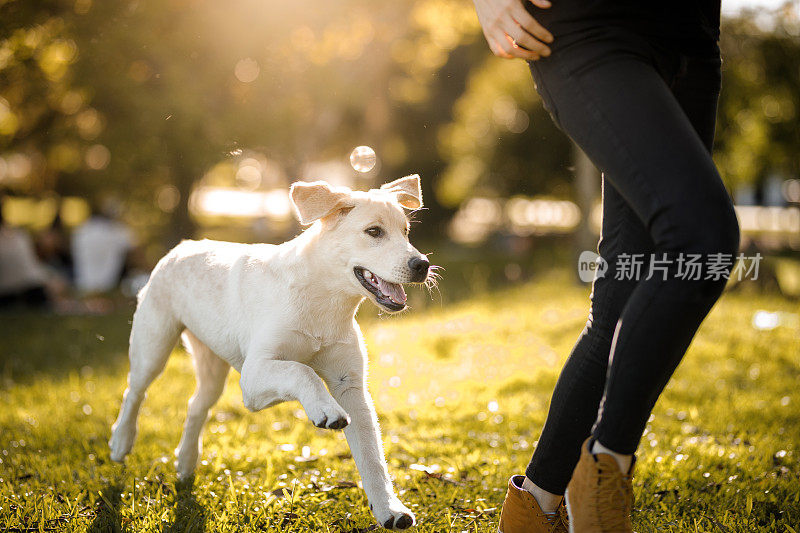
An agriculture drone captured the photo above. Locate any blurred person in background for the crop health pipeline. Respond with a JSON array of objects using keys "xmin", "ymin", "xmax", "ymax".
[
  {"xmin": 0, "ymin": 198, "xmax": 63, "ymax": 310},
  {"xmin": 35, "ymin": 209, "xmax": 74, "ymax": 283},
  {"xmin": 473, "ymin": 1, "xmax": 740, "ymax": 532},
  {"xmin": 72, "ymin": 198, "xmax": 133, "ymax": 297}
]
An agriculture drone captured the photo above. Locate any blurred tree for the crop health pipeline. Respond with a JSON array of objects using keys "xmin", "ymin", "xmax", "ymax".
[
  {"xmin": 716, "ymin": 5, "xmax": 800, "ymax": 191},
  {"xmin": 437, "ymin": 56, "xmax": 572, "ymax": 207},
  {"xmin": 3, "ymin": 0, "xmax": 446, "ymax": 245},
  {"xmin": 0, "ymin": 0, "xmax": 89, "ymax": 193},
  {"xmin": 2, "ymin": 0, "xmax": 798, "ymax": 251},
  {"xmin": 70, "ymin": 0, "xmax": 423, "ymax": 246}
]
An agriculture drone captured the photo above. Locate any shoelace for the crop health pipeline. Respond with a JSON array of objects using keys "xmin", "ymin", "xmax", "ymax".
[
  {"xmin": 541, "ymin": 507, "xmax": 569, "ymax": 533},
  {"xmin": 558, "ymin": 502, "xmax": 571, "ymax": 530},
  {"xmin": 551, "ymin": 510, "xmax": 570, "ymax": 533},
  {"xmin": 595, "ymin": 467, "xmax": 631, "ymax": 530}
]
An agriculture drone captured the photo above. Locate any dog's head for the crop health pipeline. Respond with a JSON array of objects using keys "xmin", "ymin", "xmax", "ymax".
[{"xmin": 290, "ymin": 175, "xmax": 431, "ymax": 313}]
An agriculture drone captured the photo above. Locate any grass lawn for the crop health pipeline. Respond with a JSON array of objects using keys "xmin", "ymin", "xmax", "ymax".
[{"xmin": 1, "ymin": 270, "xmax": 798, "ymax": 532}]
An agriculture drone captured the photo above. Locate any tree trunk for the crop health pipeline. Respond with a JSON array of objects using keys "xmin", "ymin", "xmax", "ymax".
[{"xmin": 165, "ymin": 165, "xmax": 197, "ymax": 248}]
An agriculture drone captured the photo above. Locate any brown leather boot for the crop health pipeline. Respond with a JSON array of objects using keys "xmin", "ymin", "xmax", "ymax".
[
  {"xmin": 498, "ymin": 475, "xmax": 569, "ymax": 533},
  {"xmin": 565, "ymin": 439, "xmax": 634, "ymax": 532}
]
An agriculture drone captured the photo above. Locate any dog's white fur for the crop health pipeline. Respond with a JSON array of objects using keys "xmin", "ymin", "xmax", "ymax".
[{"xmin": 109, "ymin": 176, "xmax": 428, "ymax": 530}]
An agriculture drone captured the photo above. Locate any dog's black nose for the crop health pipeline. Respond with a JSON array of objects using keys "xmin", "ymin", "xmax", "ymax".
[{"xmin": 408, "ymin": 256, "xmax": 429, "ymax": 282}]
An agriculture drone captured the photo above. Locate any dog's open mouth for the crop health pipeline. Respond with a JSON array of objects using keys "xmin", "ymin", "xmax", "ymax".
[{"xmin": 354, "ymin": 267, "xmax": 407, "ymax": 311}]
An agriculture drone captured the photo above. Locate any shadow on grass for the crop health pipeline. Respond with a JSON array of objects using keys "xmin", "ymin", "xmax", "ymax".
[
  {"xmin": 86, "ymin": 476, "xmax": 207, "ymax": 532},
  {"xmin": 165, "ymin": 476, "xmax": 207, "ymax": 533},
  {"xmin": 87, "ymin": 482, "xmax": 125, "ymax": 533},
  {"xmin": 0, "ymin": 306, "xmax": 134, "ymax": 387}
]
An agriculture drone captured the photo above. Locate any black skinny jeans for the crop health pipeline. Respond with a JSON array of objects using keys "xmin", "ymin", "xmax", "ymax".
[{"xmin": 525, "ymin": 27, "xmax": 740, "ymax": 494}]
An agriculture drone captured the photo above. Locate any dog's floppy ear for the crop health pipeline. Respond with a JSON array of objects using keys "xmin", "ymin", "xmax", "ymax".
[
  {"xmin": 290, "ymin": 181, "xmax": 353, "ymax": 225},
  {"xmin": 380, "ymin": 174, "xmax": 422, "ymax": 209}
]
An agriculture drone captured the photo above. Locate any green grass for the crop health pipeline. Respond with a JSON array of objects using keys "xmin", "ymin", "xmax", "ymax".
[{"xmin": 1, "ymin": 271, "xmax": 799, "ymax": 532}]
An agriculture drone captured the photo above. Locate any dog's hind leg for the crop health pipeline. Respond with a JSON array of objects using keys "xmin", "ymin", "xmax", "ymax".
[
  {"xmin": 109, "ymin": 299, "xmax": 182, "ymax": 462},
  {"xmin": 175, "ymin": 330, "xmax": 230, "ymax": 480}
]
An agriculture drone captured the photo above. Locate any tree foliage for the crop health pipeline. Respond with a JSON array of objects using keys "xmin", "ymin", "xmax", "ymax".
[
  {"xmin": 1, "ymin": 0, "xmax": 798, "ymax": 245},
  {"xmin": 716, "ymin": 9, "xmax": 800, "ymax": 188}
]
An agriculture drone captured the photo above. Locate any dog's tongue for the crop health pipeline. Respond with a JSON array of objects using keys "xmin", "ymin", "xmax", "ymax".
[{"xmin": 376, "ymin": 276, "xmax": 407, "ymax": 304}]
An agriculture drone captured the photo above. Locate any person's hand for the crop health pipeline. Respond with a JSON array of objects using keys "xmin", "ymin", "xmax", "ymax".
[{"xmin": 473, "ymin": 0, "xmax": 554, "ymax": 60}]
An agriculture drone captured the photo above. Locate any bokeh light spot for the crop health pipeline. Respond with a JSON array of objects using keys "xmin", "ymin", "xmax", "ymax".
[
  {"xmin": 60, "ymin": 91, "xmax": 84, "ymax": 115},
  {"xmin": 76, "ymin": 108, "xmax": 103, "ymax": 139},
  {"xmin": 234, "ymin": 58, "xmax": 260, "ymax": 83},
  {"xmin": 156, "ymin": 185, "xmax": 180, "ymax": 213},
  {"xmin": 6, "ymin": 153, "xmax": 32, "ymax": 181},
  {"xmin": 235, "ymin": 158, "xmax": 263, "ymax": 190},
  {"xmin": 85, "ymin": 144, "xmax": 110, "ymax": 170}
]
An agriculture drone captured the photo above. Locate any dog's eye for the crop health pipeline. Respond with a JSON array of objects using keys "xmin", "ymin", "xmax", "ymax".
[{"xmin": 365, "ymin": 226, "xmax": 383, "ymax": 238}]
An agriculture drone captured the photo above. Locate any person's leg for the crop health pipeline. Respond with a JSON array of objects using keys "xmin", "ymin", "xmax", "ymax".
[
  {"xmin": 524, "ymin": 178, "xmax": 652, "ymax": 502},
  {"xmin": 523, "ymin": 27, "xmax": 737, "ymax": 484},
  {"xmin": 586, "ymin": 43, "xmax": 737, "ymax": 456},
  {"xmin": 588, "ymin": 41, "xmax": 727, "ymax": 475}
]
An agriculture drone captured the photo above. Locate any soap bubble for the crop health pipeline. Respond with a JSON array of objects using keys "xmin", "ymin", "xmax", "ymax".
[{"xmin": 349, "ymin": 145, "xmax": 376, "ymax": 173}]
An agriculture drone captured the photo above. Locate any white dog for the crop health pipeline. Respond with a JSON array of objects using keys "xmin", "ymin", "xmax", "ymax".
[{"xmin": 109, "ymin": 176, "xmax": 430, "ymax": 530}]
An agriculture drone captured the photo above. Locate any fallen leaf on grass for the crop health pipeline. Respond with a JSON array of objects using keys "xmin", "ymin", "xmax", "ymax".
[
  {"xmin": 409, "ymin": 464, "xmax": 462, "ymax": 485},
  {"xmin": 270, "ymin": 487, "xmax": 292, "ymax": 498},
  {"xmin": 451, "ymin": 505, "xmax": 497, "ymax": 517}
]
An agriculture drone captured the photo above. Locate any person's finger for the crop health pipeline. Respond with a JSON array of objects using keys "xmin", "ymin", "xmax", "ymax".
[
  {"xmin": 502, "ymin": 33, "xmax": 541, "ymax": 61},
  {"xmin": 511, "ymin": 5, "xmax": 554, "ymax": 44},
  {"xmin": 527, "ymin": 0, "xmax": 552, "ymax": 8},
  {"xmin": 502, "ymin": 15, "xmax": 548, "ymax": 58},
  {"xmin": 488, "ymin": 35, "xmax": 514, "ymax": 59},
  {"xmin": 506, "ymin": 22, "xmax": 551, "ymax": 57}
]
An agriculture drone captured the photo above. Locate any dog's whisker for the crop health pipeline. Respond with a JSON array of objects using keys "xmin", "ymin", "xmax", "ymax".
[
  {"xmin": 424, "ymin": 277, "xmax": 443, "ymax": 303},
  {"xmin": 423, "ymin": 274, "xmax": 441, "ymax": 299},
  {"xmin": 425, "ymin": 272, "xmax": 438, "ymax": 282}
]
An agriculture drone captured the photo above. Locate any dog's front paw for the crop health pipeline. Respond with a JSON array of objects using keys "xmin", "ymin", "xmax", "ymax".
[
  {"xmin": 371, "ymin": 500, "xmax": 416, "ymax": 530},
  {"xmin": 308, "ymin": 401, "xmax": 350, "ymax": 430}
]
